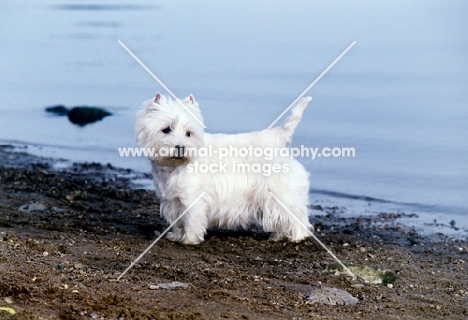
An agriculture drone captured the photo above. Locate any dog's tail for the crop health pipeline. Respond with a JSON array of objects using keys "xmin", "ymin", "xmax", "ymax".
[{"xmin": 279, "ymin": 97, "xmax": 312, "ymax": 145}]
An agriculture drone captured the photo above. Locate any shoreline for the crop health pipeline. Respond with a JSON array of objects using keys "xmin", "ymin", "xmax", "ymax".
[
  {"xmin": 0, "ymin": 145, "xmax": 467, "ymax": 319},
  {"xmin": 2, "ymin": 142, "xmax": 467, "ymax": 239}
]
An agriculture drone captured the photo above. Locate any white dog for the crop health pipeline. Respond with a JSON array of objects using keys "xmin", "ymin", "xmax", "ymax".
[{"xmin": 135, "ymin": 93, "xmax": 313, "ymax": 244}]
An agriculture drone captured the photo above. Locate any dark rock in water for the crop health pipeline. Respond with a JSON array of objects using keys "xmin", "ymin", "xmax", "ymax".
[
  {"xmin": 67, "ymin": 107, "xmax": 112, "ymax": 126},
  {"xmin": 45, "ymin": 105, "xmax": 112, "ymax": 126},
  {"xmin": 45, "ymin": 105, "xmax": 69, "ymax": 116}
]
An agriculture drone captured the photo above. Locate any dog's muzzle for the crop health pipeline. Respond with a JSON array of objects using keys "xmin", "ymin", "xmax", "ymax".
[
  {"xmin": 156, "ymin": 145, "xmax": 188, "ymax": 167},
  {"xmin": 157, "ymin": 157, "xmax": 189, "ymax": 167},
  {"xmin": 175, "ymin": 145, "xmax": 185, "ymax": 159}
]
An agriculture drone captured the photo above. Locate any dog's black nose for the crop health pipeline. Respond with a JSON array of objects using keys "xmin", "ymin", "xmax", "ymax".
[{"xmin": 175, "ymin": 145, "xmax": 185, "ymax": 159}]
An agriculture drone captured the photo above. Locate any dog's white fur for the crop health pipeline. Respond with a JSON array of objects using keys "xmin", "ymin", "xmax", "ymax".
[{"xmin": 135, "ymin": 94, "xmax": 313, "ymax": 244}]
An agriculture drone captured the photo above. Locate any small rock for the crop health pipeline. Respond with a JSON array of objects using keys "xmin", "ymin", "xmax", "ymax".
[
  {"xmin": 58, "ymin": 264, "xmax": 64, "ymax": 270},
  {"xmin": 307, "ymin": 286, "xmax": 359, "ymax": 305},
  {"xmin": 29, "ymin": 203, "xmax": 46, "ymax": 212},
  {"xmin": 327, "ymin": 264, "xmax": 396, "ymax": 285},
  {"xmin": 387, "ymin": 283, "xmax": 394, "ymax": 288},
  {"xmin": 157, "ymin": 281, "xmax": 190, "ymax": 290},
  {"xmin": 74, "ymin": 263, "xmax": 84, "ymax": 269},
  {"xmin": 43, "ymin": 251, "xmax": 49, "ymax": 257},
  {"xmin": 20, "ymin": 203, "xmax": 46, "ymax": 213},
  {"xmin": 4, "ymin": 297, "xmax": 13, "ymax": 304},
  {"xmin": 149, "ymin": 284, "xmax": 159, "ymax": 290},
  {"xmin": 89, "ymin": 312, "xmax": 99, "ymax": 319},
  {"xmin": 359, "ymin": 247, "xmax": 366, "ymax": 252},
  {"xmin": 52, "ymin": 207, "xmax": 66, "ymax": 213}
]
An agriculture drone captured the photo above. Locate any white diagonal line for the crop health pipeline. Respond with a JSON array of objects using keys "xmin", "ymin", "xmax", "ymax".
[
  {"xmin": 117, "ymin": 40, "xmax": 206, "ymax": 129},
  {"xmin": 269, "ymin": 192, "xmax": 357, "ymax": 280},
  {"xmin": 117, "ymin": 192, "xmax": 206, "ymax": 280},
  {"xmin": 268, "ymin": 41, "xmax": 356, "ymax": 129}
]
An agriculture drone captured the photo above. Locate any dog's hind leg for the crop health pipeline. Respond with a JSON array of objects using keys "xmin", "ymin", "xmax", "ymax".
[
  {"xmin": 286, "ymin": 203, "xmax": 314, "ymax": 242},
  {"xmin": 265, "ymin": 192, "xmax": 313, "ymax": 242}
]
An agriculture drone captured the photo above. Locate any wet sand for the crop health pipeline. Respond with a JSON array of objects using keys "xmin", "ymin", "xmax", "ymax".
[{"xmin": 0, "ymin": 145, "xmax": 467, "ymax": 319}]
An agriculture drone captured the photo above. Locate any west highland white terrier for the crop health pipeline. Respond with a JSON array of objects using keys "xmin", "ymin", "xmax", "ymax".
[{"xmin": 135, "ymin": 93, "xmax": 313, "ymax": 244}]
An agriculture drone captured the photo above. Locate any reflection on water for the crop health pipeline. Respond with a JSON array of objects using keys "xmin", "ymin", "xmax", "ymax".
[
  {"xmin": 77, "ymin": 21, "xmax": 121, "ymax": 28},
  {"xmin": 51, "ymin": 4, "xmax": 156, "ymax": 11}
]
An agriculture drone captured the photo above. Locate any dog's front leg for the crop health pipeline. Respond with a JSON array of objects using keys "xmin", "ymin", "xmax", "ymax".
[
  {"xmin": 179, "ymin": 201, "xmax": 209, "ymax": 245},
  {"xmin": 160, "ymin": 200, "xmax": 185, "ymax": 242}
]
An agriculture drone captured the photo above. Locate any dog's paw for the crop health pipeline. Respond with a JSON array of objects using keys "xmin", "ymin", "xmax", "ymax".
[
  {"xmin": 181, "ymin": 234, "xmax": 203, "ymax": 245},
  {"xmin": 166, "ymin": 231, "xmax": 183, "ymax": 242},
  {"xmin": 288, "ymin": 230, "xmax": 314, "ymax": 243},
  {"xmin": 289, "ymin": 236, "xmax": 308, "ymax": 243},
  {"xmin": 269, "ymin": 233, "xmax": 287, "ymax": 242}
]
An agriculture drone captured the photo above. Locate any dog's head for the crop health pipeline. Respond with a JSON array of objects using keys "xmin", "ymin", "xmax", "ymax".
[{"xmin": 135, "ymin": 93, "xmax": 205, "ymax": 165}]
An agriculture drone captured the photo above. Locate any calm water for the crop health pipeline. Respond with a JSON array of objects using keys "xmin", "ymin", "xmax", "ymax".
[{"xmin": 1, "ymin": 1, "xmax": 467, "ymax": 234}]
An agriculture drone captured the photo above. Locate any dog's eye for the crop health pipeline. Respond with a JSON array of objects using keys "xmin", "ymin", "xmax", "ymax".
[
  {"xmin": 186, "ymin": 131, "xmax": 191, "ymax": 137},
  {"xmin": 162, "ymin": 127, "xmax": 171, "ymax": 134}
]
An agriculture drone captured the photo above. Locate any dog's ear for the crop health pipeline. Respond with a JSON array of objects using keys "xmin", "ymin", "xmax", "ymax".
[
  {"xmin": 184, "ymin": 94, "xmax": 196, "ymax": 105},
  {"xmin": 189, "ymin": 94, "xmax": 195, "ymax": 104},
  {"xmin": 153, "ymin": 93, "xmax": 162, "ymax": 104},
  {"xmin": 146, "ymin": 93, "xmax": 164, "ymax": 113}
]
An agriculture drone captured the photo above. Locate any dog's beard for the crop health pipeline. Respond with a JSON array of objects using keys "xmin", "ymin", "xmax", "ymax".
[
  {"xmin": 155, "ymin": 145, "xmax": 190, "ymax": 167},
  {"xmin": 156, "ymin": 157, "xmax": 189, "ymax": 167}
]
